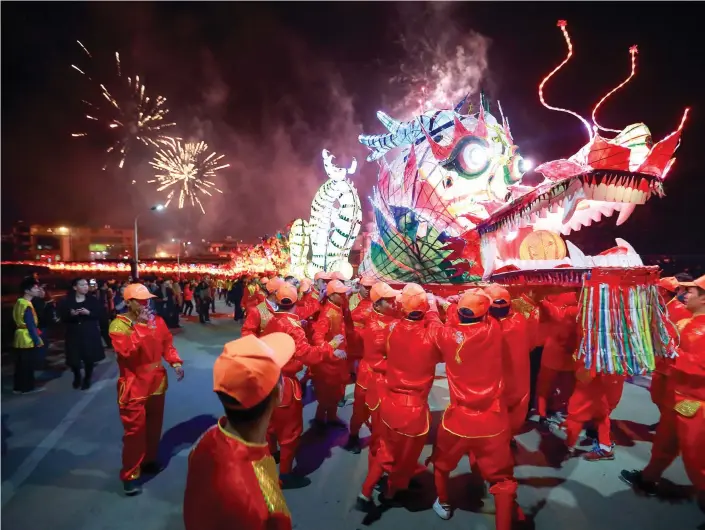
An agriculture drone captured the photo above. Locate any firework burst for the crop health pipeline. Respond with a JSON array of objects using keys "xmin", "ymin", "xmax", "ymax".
[
  {"xmin": 71, "ymin": 41, "xmax": 175, "ymax": 170},
  {"xmin": 148, "ymin": 137, "xmax": 229, "ymax": 214}
]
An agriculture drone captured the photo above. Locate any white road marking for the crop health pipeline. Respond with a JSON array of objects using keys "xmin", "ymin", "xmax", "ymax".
[{"xmin": 1, "ymin": 364, "xmax": 119, "ymax": 508}]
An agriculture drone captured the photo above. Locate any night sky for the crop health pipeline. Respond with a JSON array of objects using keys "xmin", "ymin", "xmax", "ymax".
[{"xmin": 3, "ymin": 2, "xmax": 703, "ymax": 254}]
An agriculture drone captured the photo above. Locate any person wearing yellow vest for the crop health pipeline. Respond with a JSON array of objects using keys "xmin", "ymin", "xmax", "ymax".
[{"xmin": 12, "ymin": 276, "xmax": 45, "ymax": 394}]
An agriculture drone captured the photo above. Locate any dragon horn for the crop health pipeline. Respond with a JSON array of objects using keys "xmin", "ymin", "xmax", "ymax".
[{"xmin": 348, "ymin": 158, "xmax": 358, "ymax": 174}]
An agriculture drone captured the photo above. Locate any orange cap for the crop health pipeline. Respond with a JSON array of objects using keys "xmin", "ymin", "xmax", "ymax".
[
  {"xmin": 680, "ymin": 275, "xmax": 705, "ymax": 289},
  {"xmin": 360, "ymin": 274, "xmax": 377, "ymax": 288},
  {"xmin": 330, "ymin": 271, "xmax": 346, "ymax": 281},
  {"xmin": 658, "ymin": 276, "xmax": 679, "ymax": 292},
  {"xmin": 276, "ymin": 283, "xmax": 298, "ymax": 305},
  {"xmin": 299, "ymin": 278, "xmax": 312, "ymax": 294},
  {"xmin": 370, "ymin": 282, "xmax": 400, "ymax": 303},
  {"xmin": 400, "ymin": 283, "xmax": 429, "ymax": 314},
  {"xmin": 213, "ymin": 334, "xmax": 295, "ymax": 409},
  {"xmin": 484, "ymin": 284, "xmax": 511, "ymax": 307},
  {"xmin": 265, "ymin": 277, "xmax": 284, "ymax": 294},
  {"xmin": 314, "ymin": 271, "xmax": 332, "ymax": 281},
  {"xmin": 326, "ymin": 279, "xmax": 349, "ymax": 295},
  {"xmin": 124, "ymin": 283, "xmax": 156, "ymax": 300},
  {"xmin": 458, "ymin": 290, "xmax": 491, "ymax": 317}
]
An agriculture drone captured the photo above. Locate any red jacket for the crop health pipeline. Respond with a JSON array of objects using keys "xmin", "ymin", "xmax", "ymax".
[
  {"xmin": 495, "ymin": 312, "xmax": 530, "ymax": 405},
  {"xmin": 540, "ymin": 295, "xmax": 579, "ymax": 372},
  {"xmin": 184, "ymin": 418, "xmax": 292, "ymax": 530},
  {"xmin": 262, "ymin": 312, "xmax": 331, "ymax": 406},
  {"xmin": 310, "ymin": 300, "xmax": 350, "ymax": 384},
  {"xmin": 109, "ymin": 314, "xmax": 182, "ymax": 405},
  {"xmin": 241, "ymin": 300, "xmax": 276, "ymax": 337},
  {"xmin": 355, "ymin": 309, "xmax": 397, "ymax": 403},
  {"xmin": 434, "ymin": 317, "xmax": 506, "ymax": 438},
  {"xmin": 380, "ymin": 311, "xmax": 443, "ymax": 436},
  {"xmin": 295, "ymin": 291, "xmax": 322, "ymax": 321},
  {"xmin": 671, "ymin": 314, "xmax": 705, "ymax": 404},
  {"xmin": 655, "ymin": 297, "xmax": 692, "ymax": 378},
  {"xmin": 348, "ymin": 296, "xmax": 373, "ymax": 361}
]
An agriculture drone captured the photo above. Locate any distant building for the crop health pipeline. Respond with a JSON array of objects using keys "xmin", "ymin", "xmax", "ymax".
[
  {"xmin": 208, "ymin": 237, "xmax": 249, "ymax": 258},
  {"xmin": 17, "ymin": 224, "xmax": 136, "ymax": 262}
]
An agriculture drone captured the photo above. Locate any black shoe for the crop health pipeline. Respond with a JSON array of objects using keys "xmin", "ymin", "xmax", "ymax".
[
  {"xmin": 338, "ymin": 398, "xmax": 347, "ymax": 407},
  {"xmin": 280, "ymin": 473, "xmax": 311, "ymax": 490},
  {"xmin": 123, "ymin": 480, "xmax": 143, "ymax": 496},
  {"xmin": 378, "ymin": 491, "xmax": 405, "ymax": 507},
  {"xmin": 408, "ymin": 477, "xmax": 423, "ymax": 490},
  {"xmin": 327, "ymin": 417, "xmax": 348, "ymax": 429},
  {"xmin": 619, "ymin": 469, "xmax": 658, "ymax": 496},
  {"xmin": 355, "ymin": 495, "xmax": 377, "ymax": 513},
  {"xmin": 72, "ymin": 374, "xmax": 81, "ymax": 389},
  {"xmin": 141, "ymin": 461, "xmax": 165, "ymax": 475},
  {"xmin": 344, "ymin": 434, "xmax": 362, "ymax": 454},
  {"xmin": 81, "ymin": 378, "xmax": 91, "ymax": 390}
]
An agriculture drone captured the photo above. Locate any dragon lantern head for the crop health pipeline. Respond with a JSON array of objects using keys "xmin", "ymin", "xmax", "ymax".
[{"xmin": 475, "ymin": 21, "xmax": 688, "ymax": 279}]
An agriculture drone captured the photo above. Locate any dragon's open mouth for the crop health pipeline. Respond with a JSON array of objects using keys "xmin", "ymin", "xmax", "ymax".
[{"xmin": 476, "ymin": 169, "xmax": 664, "ymax": 276}]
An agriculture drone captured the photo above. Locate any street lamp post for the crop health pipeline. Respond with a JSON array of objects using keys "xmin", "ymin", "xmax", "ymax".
[
  {"xmin": 133, "ymin": 204, "xmax": 164, "ymax": 279},
  {"xmin": 171, "ymin": 238, "xmax": 191, "ymax": 279}
]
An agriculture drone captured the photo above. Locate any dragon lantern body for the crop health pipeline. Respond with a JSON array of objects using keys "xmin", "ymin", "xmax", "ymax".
[{"xmin": 289, "ymin": 149, "xmax": 362, "ymax": 279}]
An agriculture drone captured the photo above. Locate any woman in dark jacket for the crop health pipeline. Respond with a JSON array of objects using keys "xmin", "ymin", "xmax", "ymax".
[{"xmin": 60, "ymin": 278, "xmax": 105, "ymax": 390}]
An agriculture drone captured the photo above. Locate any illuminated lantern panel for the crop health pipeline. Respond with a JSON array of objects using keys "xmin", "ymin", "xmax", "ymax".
[{"xmin": 289, "ymin": 149, "xmax": 362, "ymax": 279}]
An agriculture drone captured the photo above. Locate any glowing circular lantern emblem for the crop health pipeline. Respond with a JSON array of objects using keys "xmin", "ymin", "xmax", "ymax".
[{"xmin": 519, "ymin": 230, "xmax": 567, "ymax": 260}]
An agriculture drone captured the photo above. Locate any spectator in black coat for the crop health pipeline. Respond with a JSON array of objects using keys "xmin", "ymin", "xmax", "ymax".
[{"xmin": 60, "ymin": 278, "xmax": 106, "ymax": 390}]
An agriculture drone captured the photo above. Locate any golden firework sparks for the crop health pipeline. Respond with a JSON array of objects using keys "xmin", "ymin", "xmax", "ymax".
[
  {"xmin": 148, "ymin": 137, "xmax": 229, "ymax": 214},
  {"xmin": 71, "ymin": 41, "xmax": 175, "ymax": 170}
]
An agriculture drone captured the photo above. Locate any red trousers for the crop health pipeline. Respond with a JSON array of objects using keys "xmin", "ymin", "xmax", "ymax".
[
  {"xmin": 361, "ymin": 420, "xmax": 427, "ymax": 498},
  {"xmin": 431, "ymin": 426, "xmax": 522, "ymax": 530},
  {"xmin": 564, "ymin": 374, "xmax": 624, "ymax": 447},
  {"xmin": 312, "ymin": 377, "xmax": 345, "ymax": 422},
  {"xmin": 268, "ymin": 399, "xmax": 303, "ymax": 474},
  {"xmin": 350, "ymin": 383, "xmax": 370, "ymax": 437},
  {"xmin": 643, "ymin": 401, "xmax": 705, "ymax": 491},
  {"xmin": 506, "ymin": 393, "xmax": 529, "ymax": 435},
  {"xmin": 536, "ymin": 366, "xmax": 575, "ymax": 417},
  {"xmin": 119, "ymin": 393, "xmax": 165, "ymax": 481},
  {"xmin": 649, "ymin": 371, "xmax": 669, "ymax": 414}
]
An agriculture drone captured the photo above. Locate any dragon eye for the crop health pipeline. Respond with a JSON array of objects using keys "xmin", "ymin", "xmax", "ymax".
[
  {"xmin": 443, "ymin": 175, "xmax": 454, "ymax": 189},
  {"xmin": 443, "ymin": 136, "xmax": 491, "ymax": 180}
]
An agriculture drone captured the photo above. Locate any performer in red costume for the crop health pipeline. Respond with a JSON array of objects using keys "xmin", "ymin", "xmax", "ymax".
[
  {"xmin": 184, "ymin": 333, "xmax": 296, "ymax": 530},
  {"xmin": 621, "ymin": 275, "xmax": 705, "ymax": 511},
  {"xmin": 485, "ymin": 284, "xmax": 530, "ymax": 439},
  {"xmin": 651, "ymin": 275, "xmax": 692, "ymax": 413},
  {"xmin": 295, "ymin": 278, "xmax": 322, "ymax": 321},
  {"xmin": 109, "ymin": 283, "xmax": 184, "ymax": 496},
  {"xmin": 428, "ymin": 290, "xmax": 525, "ymax": 529},
  {"xmin": 262, "ymin": 283, "xmax": 343, "ymax": 488},
  {"xmin": 241, "ymin": 277, "xmax": 284, "ymax": 337},
  {"xmin": 311, "ymin": 279, "xmax": 352, "ymax": 426},
  {"xmin": 535, "ymin": 291, "xmax": 580, "ymax": 424},
  {"xmin": 561, "ymin": 359, "xmax": 625, "ymax": 461},
  {"xmin": 345, "ymin": 281, "xmax": 399, "ymax": 454},
  {"xmin": 357, "ymin": 283, "xmax": 442, "ymax": 511},
  {"xmin": 242, "ymin": 276, "xmax": 266, "ymax": 314}
]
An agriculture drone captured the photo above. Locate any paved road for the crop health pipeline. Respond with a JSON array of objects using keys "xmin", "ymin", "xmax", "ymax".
[{"xmin": 1, "ymin": 301, "xmax": 702, "ymax": 529}]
